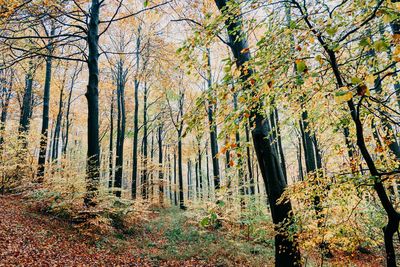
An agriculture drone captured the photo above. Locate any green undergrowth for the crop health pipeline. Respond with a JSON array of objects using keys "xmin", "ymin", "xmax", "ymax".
[{"xmin": 123, "ymin": 207, "xmax": 275, "ymax": 266}]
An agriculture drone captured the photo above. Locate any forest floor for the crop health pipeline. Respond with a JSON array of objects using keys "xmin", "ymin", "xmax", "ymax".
[{"xmin": 0, "ymin": 193, "xmax": 390, "ymax": 266}]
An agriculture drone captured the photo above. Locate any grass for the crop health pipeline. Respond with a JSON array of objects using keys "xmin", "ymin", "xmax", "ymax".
[{"xmin": 121, "ymin": 206, "xmax": 275, "ymax": 266}]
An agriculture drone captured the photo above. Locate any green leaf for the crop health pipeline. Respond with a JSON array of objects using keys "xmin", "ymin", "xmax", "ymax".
[
  {"xmin": 351, "ymin": 77, "xmax": 362, "ymax": 85},
  {"xmin": 296, "ymin": 60, "xmax": 307, "ymax": 73},
  {"xmin": 144, "ymin": 0, "xmax": 149, "ymax": 7},
  {"xmin": 326, "ymin": 26, "xmax": 337, "ymax": 36},
  {"xmin": 200, "ymin": 217, "xmax": 210, "ymax": 227},
  {"xmin": 374, "ymin": 40, "xmax": 389, "ymax": 52}
]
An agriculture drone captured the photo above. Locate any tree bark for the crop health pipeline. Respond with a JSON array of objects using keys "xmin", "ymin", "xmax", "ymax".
[
  {"xmin": 114, "ymin": 60, "xmax": 126, "ymax": 197},
  {"xmin": 109, "ymin": 92, "xmax": 114, "ymax": 190},
  {"xmin": 37, "ymin": 45, "xmax": 53, "ymax": 179},
  {"xmin": 214, "ymin": 1, "xmax": 301, "ymax": 265},
  {"xmin": 84, "ymin": 0, "xmax": 101, "ymax": 207},
  {"xmin": 132, "ymin": 25, "xmax": 142, "ymax": 199}
]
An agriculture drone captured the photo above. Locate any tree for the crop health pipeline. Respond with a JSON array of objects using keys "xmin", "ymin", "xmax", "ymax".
[{"xmin": 213, "ymin": 1, "xmax": 301, "ymax": 265}]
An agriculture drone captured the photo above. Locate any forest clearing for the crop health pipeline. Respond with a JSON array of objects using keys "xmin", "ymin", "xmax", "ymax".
[{"xmin": 0, "ymin": 0, "xmax": 400, "ymax": 266}]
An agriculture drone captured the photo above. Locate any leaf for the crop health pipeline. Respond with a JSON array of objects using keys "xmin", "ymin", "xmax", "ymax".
[
  {"xmin": 200, "ymin": 217, "xmax": 210, "ymax": 227},
  {"xmin": 359, "ymin": 37, "xmax": 370, "ymax": 47},
  {"xmin": 365, "ymin": 74, "xmax": 375, "ymax": 86},
  {"xmin": 393, "ymin": 46, "xmax": 400, "ymax": 62},
  {"xmin": 335, "ymin": 88, "xmax": 353, "ymax": 103},
  {"xmin": 357, "ymin": 84, "xmax": 370, "ymax": 97},
  {"xmin": 296, "ymin": 59, "xmax": 307, "ymax": 73},
  {"xmin": 351, "ymin": 77, "xmax": 362, "ymax": 85},
  {"xmin": 241, "ymin": 48, "xmax": 250, "ymax": 54},
  {"xmin": 374, "ymin": 40, "xmax": 389, "ymax": 52},
  {"xmin": 144, "ymin": 0, "xmax": 149, "ymax": 7},
  {"xmin": 326, "ymin": 26, "xmax": 337, "ymax": 36}
]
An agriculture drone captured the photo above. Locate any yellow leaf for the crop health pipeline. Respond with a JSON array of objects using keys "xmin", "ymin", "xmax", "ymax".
[
  {"xmin": 335, "ymin": 88, "xmax": 353, "ymax": 103},
  {"xmin": 365, "ymin": 74, "xmax": 375, "ymax": 86},
  {"xmin": 393, "ymin": 46, "xmax": 400, "ymax": 62}
]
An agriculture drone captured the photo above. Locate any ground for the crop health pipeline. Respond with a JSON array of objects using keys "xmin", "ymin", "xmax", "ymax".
[
  {"xmin": 0, "ymin": 194, "xmax": 273, "ymax": 266},
  {"xmin": 0, "ymin": 194, "xmax": 391, "ymax": 266}
]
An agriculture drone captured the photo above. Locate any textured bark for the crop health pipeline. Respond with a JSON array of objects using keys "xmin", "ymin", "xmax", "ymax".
[
  {"xmin": 132, "ymin": 25, "xmax": 142, "ymax": 199},
  {"xmin": 19, "ymin": 62, "xmax": 34, "ymax": 136},
  {"xmin": 84, "ymin": 0, "xmax": 101, "ymax": 207},
  {"xmin": 158, "ymin": 124, "xmax": 164, "ymax": 205},
  {"xmin": 114, "ymin": 60, "xmax": 127, "ymax": 197},
  {"xmin": 37, "ymin": 52, "xmax": 53, "ymax": 178},
  {"xmin": 0, "ymin": 71, "xmax": 13, "ymax": 147},
  {"xmin": 141, "ymin": 83, "xmax": 149, "ymax": 199},
  {"xmin": 62, "ymin": 65, "xmax": 79, "ymax": 155},
  {"xmin": 109, "ymin": 92, "xmax": 114, "ymax": 190},
  {"xmin": 51, "ymin": 73, "xmax": 66, "ymax": 162},
  {"xmin": 213, "ymin": 1, "xmax": 301, "ymax": 265},
  {"xmin": 206, "ymin": 49, "xmax": 221, "ymax": 189}
]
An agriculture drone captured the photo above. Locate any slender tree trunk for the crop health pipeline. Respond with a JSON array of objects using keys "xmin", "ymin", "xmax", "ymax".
[
  {"xmin": 206, "ymin": 141, "xmax": 211, "ymax": 199},
  {"xmin": 84, "ymin": 0, "xmax": 101, "ymax": 206},
  {"xmin": 62, "ymin": 64, "xmax": 80, "ymax": 156},
  {"xmin": 158, "ymin": 124, "xmax": 164, "ymax": 205},
  {"xmin": 52, "ymin": 77, "xmax": 65, "ymax": 162},
  {"xmin": 173, "ymin": 150, "xmax": 177, "ymax": 206},
  {"xmin": 0, "ymin": 72, "xmax": 12, "ymax": 147},
  {"xmin": 206, "ymin": 49, "xmax": 221, "ymax": 190},
  {"xmin": 245, "ymin": 123, "xmax": 255, "ymax": 195},
  {"xmin": 197, "ymin": 140, "xmax": 203, "ymax": 198},
  {"xmin": 19, "ymin": 62, "xmax": 34, "ymax": 136},
  {"xmin": 109, "ymin": 92, "xmax": 114, "ymax": 189},
  {"xmin": 177, "ymin": 129, "xmax": 185, "ymax": 209},
  {"xmin": 114, "ymin": 60, "xmax": 126, "ymax": 197},
  {"xmin": 132, "ymin": 25, "xmax": 142, "ymax": 199},
  {"xmin": 323, "ymin": 34, "xmax": 400, "ymax": 265},
  {"xmin": 141, "ymin": 83, "xmax": 148, "ymax": 199},
  {"xmin": 214, "ymin": 1, "xmax": 301, "ymax": 265},
  {"xmin": 37, "ymin": 40, "xmax": 54, "ymax": 179}
]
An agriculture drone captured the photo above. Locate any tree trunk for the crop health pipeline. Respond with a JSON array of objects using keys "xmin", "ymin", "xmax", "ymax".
[
  {"xmin": 177, "ymin": 130, "xmax": 185, "ymax": 209},
  {"xmin": 37, "ymin": 47, "xmax": 53, "ymax": 179},
  {"xmin": 141, "ymin": 83, "xmax": 148, "ymax": 199},
  {"xmin": 0, "ymin": 71, "xmax": 12, "ymax": 147},
  {"xmin": 158, "ymin": 124, "xmax": 164, "ymax": 205},
  {"xmin": 173, "ymin": 151, "xmax": 178, "ymax": 206},
  {"xmin": 51, "ymin": 76, "xmax": 65, "ymax": 162},
  {"xmin": 19, "ymin": 62, "xmax": 34, "ymax": 136},
  {"xmin": 109, "ymin": 92, "xmax": 114, "ymax": 189},
  {"xmin": 206, "ymin": 48, "xmax": 221, "ymax": 190},
  {"xmin": 84, "ymin": 0, "xmax": 101, "ymax": 207},
  {"xmin": 214, "ymin": 1, "xmax": 301, "ymax": 265},
  {"xmin": 114, "ymin": 60, "xmax": 126, "ymax": 197}
]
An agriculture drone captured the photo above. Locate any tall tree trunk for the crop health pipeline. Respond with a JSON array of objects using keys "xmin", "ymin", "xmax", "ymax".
[
  {"xmin": 37, "ymin": 38, "xmax": 54, "ymax": 179},
  {"xmin": 245, "ymin": 123, "xmax": 255, "ymax": 195},
  {"xmin": 177, "ymin": 129, "xmax": 185, "ymax": 209},
  {"xmin": 114, "ymin": 60, "xmax": 126, "ymax": 197},
  {"xmin": 62, "ymin": 64, "xmax": 80, "ymax": 156},
  {"xmin": 108, "ymin": 92, "xmax": 114, "ymax": 189},
  {"xmin": 206, "ymin": 48, "xmax": 221, "ymax": 190},
  {"xmin": 173, "ymin": 150, "xmax": 177, "ymax": 206},
  {"xmin": 0, "ymin": 71, "xmax": 12, "ymax": 147},
  {"xmin": 206, "ymin": 141, "xmax": 211, "ymax": 199},
  {"xmin": 19, "ymin": 61, "xmax": 34, "ymax": 136},
  {"xmin": 141, "ymin": 83, "xmax": 148, "ymax": 199},
  {"xmin": 158, "ymin": 124, "xmax": 164, "ymax": 205},
  {"xmin": 132, "ymin": 25, "xmax": 142, "ymax": 199},
  {"xmin": 197, "ymin": 140, "xmax": 203, "ymax": 198},
  {"xmin": 214, "ymin": 1, "xmax": 301, "ymax": 265},
  {"xmin": 51, "ymin": 75, "xmax": 66, "ymax": 162},
  {"xmin": 303, "ymin": 13, "xmax": 400, "ymax": 261},
  {"xmin": 84, "ymin": 0, "xmax": 101, "ymax": 206}
]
